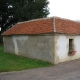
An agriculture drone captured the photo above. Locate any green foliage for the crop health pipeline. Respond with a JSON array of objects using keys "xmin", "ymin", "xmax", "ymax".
[
  {"xmin": 68, "ymin": 50, "xmax": 76, "ymax": 56},
  {"xmin": 0, "ymin": 46, "xmax": 52, "ymax": 72},
  {"xmin": 0, "ymin": 0, "xmax": 49, "ymax": 33}
]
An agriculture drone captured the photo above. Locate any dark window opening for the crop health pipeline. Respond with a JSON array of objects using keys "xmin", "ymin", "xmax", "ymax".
[{"xmin": 69, "ymin": 39, "xmax": 74, "ymax": 50}]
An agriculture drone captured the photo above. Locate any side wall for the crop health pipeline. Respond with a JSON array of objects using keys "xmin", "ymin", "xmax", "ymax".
[
  {"xmin": 3, "ymin": 35, "xmax": 55, "ymax": 63},
  {"xmin": 54, "ymin": 34, "xmax": 80, "ymax": 64}
]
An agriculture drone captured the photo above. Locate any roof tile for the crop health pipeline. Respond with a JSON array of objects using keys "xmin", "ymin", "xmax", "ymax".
[
  {"xmin": 2, "ymin": 17, "xmax": 80, "ymax": 36},
  {"xmin": 2, "ymin": 18, "xmax": 54, "ymax": 35},
  {"xmin": 55, "ymin": 17, "xmax": 80, "ymax": 34}
]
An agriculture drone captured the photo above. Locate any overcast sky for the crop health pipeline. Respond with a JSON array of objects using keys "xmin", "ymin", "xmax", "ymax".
[{"xmin": 48, "ymin": 0, "xmax": 80, "ymax": 21}]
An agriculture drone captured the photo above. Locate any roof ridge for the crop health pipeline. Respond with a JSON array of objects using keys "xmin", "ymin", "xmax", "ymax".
[
  {"xmin": 53, "ymin": 17, "xmax": 56, "ymax": 32},
  {"xmin": 55, "ymin": 16, "xmax": 80, "ymax": 24},
  {"xmin": 17, "ymin": 17, "xmax": 53, "ymax": 24}
]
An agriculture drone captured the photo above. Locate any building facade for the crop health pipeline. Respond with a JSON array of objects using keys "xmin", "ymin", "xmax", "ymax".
[{"xmin": 2, "ymin": 17, "xmax": 80, "ymax": 64}]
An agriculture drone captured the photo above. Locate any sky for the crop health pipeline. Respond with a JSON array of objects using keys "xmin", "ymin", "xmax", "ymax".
[{"xmin": 48, "ymin": 0, "xmax": 80, "ymax": 21}]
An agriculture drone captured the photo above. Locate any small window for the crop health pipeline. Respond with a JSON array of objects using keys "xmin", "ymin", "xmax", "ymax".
[{"xmin": 69, "ymin": 39, "xmax": 74, "ymax": 50}]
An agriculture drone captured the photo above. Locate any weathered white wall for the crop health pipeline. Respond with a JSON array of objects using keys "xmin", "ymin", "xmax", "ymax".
[
  {"xmin": 12, "ymin": 36, "xmax": 28, "ymax": 55},
  {"xmin": 55, "ymin": 35, "xmax": 68, "ymax": 63},
  {"xmin": 74, "ymin": 36, "xmax": 80, "ymax": 58},
  {"xmin": 55, "ymin": 34, "xmax": 80, "ymax": 64},
  {"xmin": 3, "ymin": 34, "xmax": 80, "ymax": 64},
  {"xmin": 3, "ymin": 35, "xmax": 55, "ymax": 63}
]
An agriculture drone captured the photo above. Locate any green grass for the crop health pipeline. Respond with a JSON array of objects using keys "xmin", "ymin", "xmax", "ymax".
[{"xmin": 0, "ymin": 45, "xmax": 52, "ymax": 72}]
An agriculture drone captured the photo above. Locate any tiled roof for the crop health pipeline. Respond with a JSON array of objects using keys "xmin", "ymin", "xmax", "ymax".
[
  {"xmin": 2, "ymin": 18, "xmax": 54, "ymax": 35},
  {"xmin": 2, "ymin": 17, "xmax": 80, "ymax": 35},
  {"xmin": 55, "ymin": 17, "xmax": 80, "ymax": 34}
]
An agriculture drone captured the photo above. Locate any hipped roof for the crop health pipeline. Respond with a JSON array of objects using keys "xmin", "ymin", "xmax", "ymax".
[{"xmin": 2, "ymin": 17, "xmax": 80, "ymax": 36}]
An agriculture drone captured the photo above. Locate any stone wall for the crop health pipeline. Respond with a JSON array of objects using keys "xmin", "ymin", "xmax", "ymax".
[
  {"xmin": 3, "ymin": 34, "xmax": 55, "ymax": 63},
  {"xmin": 3, "ymin": 34, "xmax": 80, "ymax": 64}
]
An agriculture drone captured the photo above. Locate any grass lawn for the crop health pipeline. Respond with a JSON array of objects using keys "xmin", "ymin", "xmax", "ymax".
[{"xmin": 0, "ymin": 45, "xmax": 52, "ymax": 72}]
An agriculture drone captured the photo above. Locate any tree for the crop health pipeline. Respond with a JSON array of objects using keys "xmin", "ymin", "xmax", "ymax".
[
  {"xmin": 0, "ymin": 0, "xmax": 14, "ymax": 33},
  {"xmin": 0, "ymin": 0, "xmax": 49, "ymax": 34}
]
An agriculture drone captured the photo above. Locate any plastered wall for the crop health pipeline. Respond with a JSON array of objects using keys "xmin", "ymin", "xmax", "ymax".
[
  {"xmin": 3, "ymin": 34, "xmax": 55, "ymax": 63},
  {"xmin": 54, "ymin": 34, "xmax": 80, "ymax": 64},
  {"xmin": 3, "ymin": 34, "xmax": 80, "ymax": 64}
]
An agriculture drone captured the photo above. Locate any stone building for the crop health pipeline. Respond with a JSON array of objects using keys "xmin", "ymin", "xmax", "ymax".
[{"xmin": 2, "ymin": 17, "xmax": 80, "ymax": 64}]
